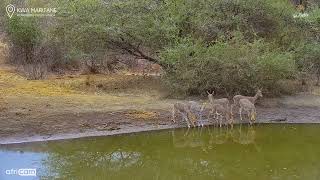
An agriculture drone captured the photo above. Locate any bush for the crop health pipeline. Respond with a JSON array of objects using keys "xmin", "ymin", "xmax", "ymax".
[
  {"xmin": 1, "ymin": 0, "xmax": 318, "ymax": 97},
  {"xmin": 22, "ymin": 63, "xmax": 47, "ymax": 80},
  {"xmin": 294, "ymin": 8, "xmax": 320, "ymax": 86},
  {"xmin": 160, "ymin": 36, "xmax": 296, "ymax": 97},
  {"xmin": 296, "ymin": 42, "xmax": 320, "ymax": 86},
  {"xmin": 193, "ymin": 0, "xmax": 294, "ymax": 41},
  {"xmin": 6, "ymin": 16, "xmax": 43, "ymax": 65}
]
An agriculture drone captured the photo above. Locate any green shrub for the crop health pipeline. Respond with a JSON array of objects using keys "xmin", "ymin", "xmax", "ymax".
[
  {"xmin": 160, "ymin": 36, "xmax": 296, "ymax": 97},
  {"xmin": 296, "ymin": 42, "xmax": 320, "ymax": 85},
  {"xmin": 1, "ymin": 0, "xmax": 318, "ymax": 96},
  {"xmin": 6, "ymin": 16, "xmax": 43, "ymax": 64}
]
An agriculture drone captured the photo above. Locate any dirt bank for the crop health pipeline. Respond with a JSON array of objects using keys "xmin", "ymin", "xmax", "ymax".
[
  {"xmin": 1, "ymin": 98, "xmax": 320, "ymax": 144},
  {"xmin": 0, "ymin": 64, "xmax": 319, "ymax": 144}
]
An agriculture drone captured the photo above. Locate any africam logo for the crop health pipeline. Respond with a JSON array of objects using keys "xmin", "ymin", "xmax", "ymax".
[{"xmin": 5, "ymin": 168, "xmax": 37, "ymax": 176}]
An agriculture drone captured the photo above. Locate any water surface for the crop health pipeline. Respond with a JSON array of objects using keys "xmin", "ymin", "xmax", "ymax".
[{"xmin": 1, "ymin": 124, "xmax": 320, "ymax": 180}]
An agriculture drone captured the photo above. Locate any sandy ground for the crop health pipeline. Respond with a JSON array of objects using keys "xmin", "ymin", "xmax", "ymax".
[{"xmin": 0, "ymin": 61, "xmax": 319, "ymax": 144}]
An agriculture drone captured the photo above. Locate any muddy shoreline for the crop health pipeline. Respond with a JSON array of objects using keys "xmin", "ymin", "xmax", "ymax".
[{"xmin": 1, "ymin": 105, "xmax": 320, "ymax": 145}]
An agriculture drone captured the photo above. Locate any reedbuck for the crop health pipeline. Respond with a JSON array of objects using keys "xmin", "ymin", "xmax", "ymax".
[
  {"xmin": 233, "ymin": 89, "xmax": 263, "ymax": 106},
  {"xmin": 172, "ymin": 102, "xmax": 198, "ymax": 128},
  {"xmin": 207, "ymin": 90, "xmax": 229, "ymax": 109},
  {"xmin": 239, "ymin": 99, "xmax": 257, "ymax": 125}
]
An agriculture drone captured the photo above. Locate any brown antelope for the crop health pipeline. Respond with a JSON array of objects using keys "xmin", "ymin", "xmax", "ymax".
[
  {"xmin": 233, "ymin": 89, "xmax": 263, "ymax": 107},
  {"xmin": 172, "ymin": 102, "xmax": 198, "ymax": 128},
  {"xmin": 208, "ymin": 103, "xmax": 234, "ymax": 128},
  {"xmin": 207, "ymin": 90, "xmax": 229, "ymax": 109},
  {"xmin": 239, "ymin": 99, "xmax": 257, "ymax": 125},
  {"xmin": 188, "ymin": 101, "xmax": 206, "ymax": 127}
]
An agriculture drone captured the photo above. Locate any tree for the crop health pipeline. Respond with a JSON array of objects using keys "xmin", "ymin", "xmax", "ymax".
[
  {"xmin": 296, "ymin": 43, "xmax": 320, "ymax": 86},
  {"xmin": 7, "ymin": 16, "xmax": 42, "ymax": 64}
]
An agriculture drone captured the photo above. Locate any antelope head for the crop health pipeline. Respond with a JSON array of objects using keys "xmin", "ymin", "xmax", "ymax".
[{"xmin": 207, "ymin": 90, "xmax": 214, "ymax": 103}]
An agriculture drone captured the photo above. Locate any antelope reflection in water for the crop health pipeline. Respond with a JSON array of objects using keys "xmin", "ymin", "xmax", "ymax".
[
  {"xmin": 231, "ymin": 125, "xmax": 261, "ymax": 152},
  {"xmin": 171, "ymin": 128, "xmax": 205, "ymax": 149},
  {"xmin": 231, "ymin": 126, "xmax": 256, "ymax": 145},
  {"xmin": 171, "ymin": 125, "xmax": 259, "ymax": 152}
]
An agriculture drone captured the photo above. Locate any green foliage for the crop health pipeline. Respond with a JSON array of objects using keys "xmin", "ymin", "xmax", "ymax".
[
  {"xmin": 53, "ymin": 0, "xmax": 299, "ymax": 61},
  {"xmin": 294, "ymin": 8, "xmax": 320, "ymax": 85},
  {"xmin": 53, "ymin": 0, "xmax": 178, "ymax": 60},
  {"xmin": 2, "ymin": 0, "xmax": 320, "ymax": 95},
  {"xmin": 53, "ymin": 0, "xmax": 107, "ymax": 55},
  {"xmin": 160, "ymin": 35, "xmax": 296, "ymax": 96},
  {"xmin": 6, "ymin": 16, "xmax": 43, "ymax": 65},
  {"xmin": 7, "ymin": 16, "xmax": 42, "ymax": 49},
  {"xmin": 296, "ymin": 42, "xmax": 320, "ymax": 84},
  {"xmin": 306, "ymin": 8, "xmax": 320, "ymax": 41}
]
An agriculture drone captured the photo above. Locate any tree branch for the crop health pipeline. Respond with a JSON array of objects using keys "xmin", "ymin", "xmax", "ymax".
[{"xmin": 107, "ymin": 39, "xmax": 168, "ymax": 67}]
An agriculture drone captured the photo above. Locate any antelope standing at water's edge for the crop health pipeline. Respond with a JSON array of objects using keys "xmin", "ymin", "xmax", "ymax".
[
  {"xmin": 208, "ymin": 103, "xmax": 234, "ymax": 128},
  {"xmin": 233, "ymin": 89, "xmax": 263, "ymax": 106},
  {"xmin": 239, "ymin": 98, "xmax": 257, "ymax": 124},
  {"xmin": 207, "ymin": 90, "xmax": 229, "ymax": 109},
  {"xmin": 172, "ymin": 102, "xmax": 198, "ymax": 128},
  {"xmin": 188, "ymin": 101, "xmax": 206, "ymax": 127}
]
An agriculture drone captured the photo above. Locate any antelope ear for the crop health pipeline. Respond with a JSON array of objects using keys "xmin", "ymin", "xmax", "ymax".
[
  {"xmin": 212, "ymin": 90, "xmax": 215, "ymax": 95},
  {"xmin": 206, "ymin": 91, "xmax": 210, "ymax": 95}
]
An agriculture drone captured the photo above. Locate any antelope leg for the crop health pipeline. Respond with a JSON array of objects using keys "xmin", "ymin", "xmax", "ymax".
[{"xmin": 239, "ymin": 107, "xmax": 243, "ymax": 122}]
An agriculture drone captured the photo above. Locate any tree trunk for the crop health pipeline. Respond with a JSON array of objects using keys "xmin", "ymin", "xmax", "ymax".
[{"xmin": 24, "ymin": 45, "xmax": 34, "ymax": 64}]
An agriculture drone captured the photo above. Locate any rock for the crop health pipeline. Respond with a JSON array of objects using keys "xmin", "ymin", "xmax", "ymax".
[
  {"xmin": 107, "ymin": 126, "xmax": 120, "ymax": 131},
  {"xmin": 269, "ymin": 118, "xmax": 287, "ymax": 122}
]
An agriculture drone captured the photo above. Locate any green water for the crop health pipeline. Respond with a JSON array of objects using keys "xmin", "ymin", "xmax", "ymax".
[{"xmin": 1, "ymin": 124, "xmax": 320, "ymax": 180}]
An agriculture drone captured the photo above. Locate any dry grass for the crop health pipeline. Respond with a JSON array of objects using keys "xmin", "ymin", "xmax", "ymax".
[
  {"xmin": 0, "ymin": 67, "xmax": 173, "ymax": 118},
  {"xmin": 313, "ymin": 86, "xmax": 320, "ymax": 95},
  {"xmin": 125, "ymin": 110, "xmax": 160, "ymax": 120},
  {"xmin": 0, "ymin": 69, "xmax": 167, "ymax": 97},
  {"xmin": 0, "ymin": 42, "xmax": 8, "ymax": 64},
  {"xmin": 0, "ymin": 70, "xmax": 76, "ymax": 97},
  {"xmin": 55, "ymin": 74, "xmax": 167, "ymax": 97}
]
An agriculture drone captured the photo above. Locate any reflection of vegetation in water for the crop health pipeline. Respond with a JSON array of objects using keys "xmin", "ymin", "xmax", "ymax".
[
  {"xmin": 42, "ymin": 138, "xmax": 146, "ymax": 179},
  {"xmin": 3, "ymin": 124, "xmax": 320, "ymax": 179}
]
